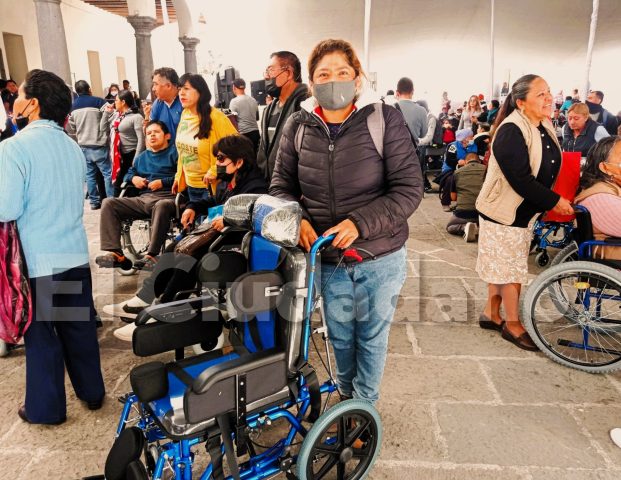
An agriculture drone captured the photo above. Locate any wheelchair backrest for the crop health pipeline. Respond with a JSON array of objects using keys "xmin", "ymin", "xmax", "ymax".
[
  {"xmin": 573, "ymin": 207, "xmax": 595, "ymax": 245},
  {"xmin": 224, "ymin": 195, "xmax": 306, "ymax": 376}
]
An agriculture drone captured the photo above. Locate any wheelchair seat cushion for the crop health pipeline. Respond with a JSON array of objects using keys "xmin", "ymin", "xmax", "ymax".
[{"xmin": 197, "ymin": 251, "xmax": 247, "ymax": 287}]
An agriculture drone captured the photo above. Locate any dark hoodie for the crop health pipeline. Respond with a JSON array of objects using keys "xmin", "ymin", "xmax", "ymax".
[
  {"xmin": 257, "ymin": 83, "xmax": 309, "ymax": 181},
  {"xmin": 187, "ymin": 167, "xmax": 268, "ymax": 215},
  {"xmin": 586, "ymin": 100, "xmax": 619, "ymax": 136}
]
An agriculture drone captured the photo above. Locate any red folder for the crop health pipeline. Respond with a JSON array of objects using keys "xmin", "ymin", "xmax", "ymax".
[{"xmin": 542, "ymin": 151, "xmax": 581, "ymax": 223}]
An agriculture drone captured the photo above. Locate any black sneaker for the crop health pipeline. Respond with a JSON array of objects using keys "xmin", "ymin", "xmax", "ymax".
[
  {"xmin": 95, "ymin": 252, "xmax": 133, "ymax": 270},
  {"xmin": 90, "ymin": 204, "xmax": 101, "ymax": 210}
]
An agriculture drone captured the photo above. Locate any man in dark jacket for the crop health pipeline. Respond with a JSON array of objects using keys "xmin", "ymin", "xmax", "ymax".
[
  {"xmin": 586, "ymin": 90, "xmax": 618, "ymax": 136},
  {"xmin": 257, "ymin": 51, "xmax": 309, "ymax": 181},
  {"xmin": 67, "ymin": 80, "xmax": 111, "ymax": 209}
]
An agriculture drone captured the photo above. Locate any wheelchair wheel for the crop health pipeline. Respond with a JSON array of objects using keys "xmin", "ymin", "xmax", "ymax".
[
  {"xmin": 122, "ymin": 220, "xmax": 151, "ymax": 261},
  {"xmin": 297, "ymin": 399, "xmax": 382, "ymax": 480},
  {"xmin": 550, "ymin": 241, "xmax": 579, "ymax": 267},
  {"xmin": 521, "ymin": 261, "xmax": 621, "ymax": 373},
  {"xmin": 535, "ymin": 250, "xmax": 549, "ymax": 267}
]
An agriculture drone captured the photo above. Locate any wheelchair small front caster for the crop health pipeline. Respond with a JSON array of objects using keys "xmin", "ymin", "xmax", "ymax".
[{"xmin": 536, "ymin": 250, "xmax": 549, "ymax": 267}]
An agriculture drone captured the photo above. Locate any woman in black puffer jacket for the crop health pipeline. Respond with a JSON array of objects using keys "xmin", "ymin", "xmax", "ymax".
[{"xmin": 270, "ymin": 39, "xmax": 423, "ymax": 404}]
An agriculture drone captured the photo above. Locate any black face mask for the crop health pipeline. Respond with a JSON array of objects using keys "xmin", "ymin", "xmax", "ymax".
[
  {"xmin": 14, "ymin": 99, "xmax": 33, "ymax": 131},
  {"xmin": 264, "ymin": 70, "xmax": 289, "ymax": 99},
  {"xmin": 216, "ymin": 165, "xmax": 235, "ymax": 182}
]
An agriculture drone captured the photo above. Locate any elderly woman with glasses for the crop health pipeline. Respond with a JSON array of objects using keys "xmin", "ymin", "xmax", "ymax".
[{"xmin": 575, "ymin": 136, "xmax": 621, "ymax": 260}]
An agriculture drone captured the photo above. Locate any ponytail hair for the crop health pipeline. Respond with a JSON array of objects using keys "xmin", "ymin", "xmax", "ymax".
[
  {"xmin": 492, "ymin": 74, "xmax": 540, "ymax": 134},
  {"xmin": 118, "ymin": 89, "xmax": 139, "ymax": 114}
]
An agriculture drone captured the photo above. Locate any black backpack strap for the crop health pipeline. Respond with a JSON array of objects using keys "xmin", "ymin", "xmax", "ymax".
[
  {"xmin": 291, "ymin": 363, "xmax": 321, "ymax": 423},
  {"xmin": 206, "ymin": 430, "xmax": 225, "ymax": 480},
  {"xmin": 217, "ymin": 414, "xmax": 241, "ymax": 480}
]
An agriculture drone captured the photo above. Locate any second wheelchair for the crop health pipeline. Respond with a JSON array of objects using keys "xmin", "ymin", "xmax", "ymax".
[{"xmin": 521, "ymin": 205, "xmax": 621, "ymax": 373}]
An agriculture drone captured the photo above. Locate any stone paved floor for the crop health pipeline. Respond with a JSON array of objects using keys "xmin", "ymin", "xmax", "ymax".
[{"xmin": 2, "ymin": 195, "xmax": 621, "ymax": 479}]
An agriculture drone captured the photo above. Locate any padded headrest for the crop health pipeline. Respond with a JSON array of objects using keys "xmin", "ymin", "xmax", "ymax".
[
  {"xmin": 252, "ymin": 195, "xmax": 302, "ymax": 247},
  {"xmin": 223, "ymin": 194, "xmax": 262, "ymax": 229},
  {"xmin": 230, "ymin": 270, "xmax": 284, "ymax": 315},
  {"xmin": 197, "ymin": 251, "xmax": 247, "ymax": 287}
]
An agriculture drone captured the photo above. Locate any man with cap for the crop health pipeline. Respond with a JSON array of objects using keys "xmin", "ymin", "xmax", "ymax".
[
  {"xmin": 437, "ymin": 128, "xmax": 477, "ymax": 211},
  {"xmin": 229, "ymin": 78, "xmax": 260, "ymax": 154}
]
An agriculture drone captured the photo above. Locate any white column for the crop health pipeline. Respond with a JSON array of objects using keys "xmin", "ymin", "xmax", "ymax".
[
  {"xmin": 33, "ymin": 0, "xmax": 71, "ymax": 84},
  {"xmin": 363, "ymin": 0, "xmax": 372, "ymax": 74},
  {"xmin": 489, "ymin": 0, "xmax": 495, "ymax": 101},
  {"xmin": 583, "ymin": 0, "xmax": 600, "ymax": 101}
]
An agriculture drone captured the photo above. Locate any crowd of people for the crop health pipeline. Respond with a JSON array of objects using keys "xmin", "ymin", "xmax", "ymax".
[{"xmin": 1, "ymin": 41, "xmax": 620, "ymax": 429}]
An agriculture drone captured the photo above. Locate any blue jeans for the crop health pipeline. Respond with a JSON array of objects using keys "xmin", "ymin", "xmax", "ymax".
[
  {"xmin": 320, "ymin": 246, "xmax": 407, "ymax": 404},
  {"xmin": 186, "ymin": 186, "xmax": 211, "ymax": 203},
  {"xmin": 82, "ymin": 146, "xmax": 113, "ymax": 206}
]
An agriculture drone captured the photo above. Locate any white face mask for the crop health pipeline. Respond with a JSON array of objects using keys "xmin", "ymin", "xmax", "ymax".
[{"xmin": 110, "ymin": 90, "xmax": 118, "ymax": 97}]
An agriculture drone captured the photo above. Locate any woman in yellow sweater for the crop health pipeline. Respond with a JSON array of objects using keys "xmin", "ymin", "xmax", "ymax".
[{"xmin": 172, "ymin": 73, "xmax": 238, "ymax": 202}]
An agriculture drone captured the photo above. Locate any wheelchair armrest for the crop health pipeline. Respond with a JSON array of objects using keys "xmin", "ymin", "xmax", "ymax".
[
  {"xmin": 604, "ymin": 237, "xmax": 621, "ymax": 244},
  {"xmin": 175, "ymin": 192, "xmax": 188, "ymax": 219},
  {"xmin": 191, "ymin": 349, "xmax": 286, "ymax": 394},
  {"xmin": 184, "ymin": 349, "xmax": 288, "ymax": 424},
  {"xmin": 119, "ymin": 183, "xmax": 141, "ymax": 198},
  {"xmin": 135, "ymin": 293, "xmax": 218, "ymax": 325}
]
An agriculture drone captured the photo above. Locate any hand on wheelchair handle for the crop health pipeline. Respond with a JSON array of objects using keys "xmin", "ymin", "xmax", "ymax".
[
  {"xmin": 299, "ymin": 219, "xmax": 319, "ymax": 252},
  {"xmin": 323, "ymin": 219, "xmax": 360, "ymax": 250},
  {"xmin": 551, "ymin": 196, "xmax": 573, "ymax": 216},
  {"xmin": 172, "ymin": 180, "xmax": 179, "ymax": 194}
]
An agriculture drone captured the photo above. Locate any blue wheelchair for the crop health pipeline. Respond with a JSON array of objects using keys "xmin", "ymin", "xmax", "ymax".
[
  {"xmin": 89, "ymin": 195, "xmax": 383, "ymax": 480},
  {"xmin": 530, "ymin": 218, "xmax": 576, "ymax": 267},
  {"xmin": 521, "ymin": 205, "xmax": 621, "ymax": 372}
]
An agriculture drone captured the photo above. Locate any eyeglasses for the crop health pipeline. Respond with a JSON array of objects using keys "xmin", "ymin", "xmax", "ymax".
[
  {"xmin": 216, "ymin": 153, "xmax": 230, "ymax": 162},
  {"xmin": 264, "ymin": 66, "xmax": 288, "ymax": 77}
]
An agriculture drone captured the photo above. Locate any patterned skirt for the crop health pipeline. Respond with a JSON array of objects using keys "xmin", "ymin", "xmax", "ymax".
[{"xmin": 476, "ymin": 216, "xmax": 532, "ymax": 284}]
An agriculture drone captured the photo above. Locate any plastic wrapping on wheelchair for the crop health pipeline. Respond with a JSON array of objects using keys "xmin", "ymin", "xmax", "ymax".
[
  {"xmin": 223, "ymin": 194, "xmax": 302, "ymax": 247},
  {"xmin": 222, "ymin": 193, "xmax": 263, "ymax": 229},
  {"xmin": 251, "ymin": 195, "xmax": 302, "ymax": 247}
]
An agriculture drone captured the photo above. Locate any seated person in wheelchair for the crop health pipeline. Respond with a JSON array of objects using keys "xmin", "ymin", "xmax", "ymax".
[
  {"xmin": 574, "ymin": 135, "xmax": 621, "ymax": 260},
  {"xmin": 95, "ymin": 120, "xmax": 178, "ymax": 271},
  {"xmin": 104, "ymin": 135, "xmax": 267, "ymax": 341},
  {"xmin": 179, "ymin": 135, "xmax": 267, "ymax": 231}
]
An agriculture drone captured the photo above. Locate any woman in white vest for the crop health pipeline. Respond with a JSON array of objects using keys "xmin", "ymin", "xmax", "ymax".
[{"xmin": 475, "ymin": 74, "xmax": 574, "ymax": 351}]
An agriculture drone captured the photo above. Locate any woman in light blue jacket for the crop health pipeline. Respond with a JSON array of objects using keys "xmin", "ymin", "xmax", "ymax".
[{"xmin": 0, "ymin": 69, "xmax": 105, "ymax": 425}]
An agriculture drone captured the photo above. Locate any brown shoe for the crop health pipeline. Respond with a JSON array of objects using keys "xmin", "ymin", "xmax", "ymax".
[
  {"xmin": 478, "ymin": 314, "xmax": 504, "ymax": 332},
  {"xmin": 501, "ymin": 325, "xmax": 539, "ymax": 351}
]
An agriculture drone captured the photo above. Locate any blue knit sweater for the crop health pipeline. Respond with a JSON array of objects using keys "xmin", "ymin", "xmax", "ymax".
[{"xmin": 0, "ymin": 120, "xmax": 89, "ymax": 278}]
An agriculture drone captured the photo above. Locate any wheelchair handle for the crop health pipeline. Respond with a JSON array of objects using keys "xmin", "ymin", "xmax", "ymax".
[{"xmin": 309, "ymin": 234, "xmax": 337, "ymax": 259}]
